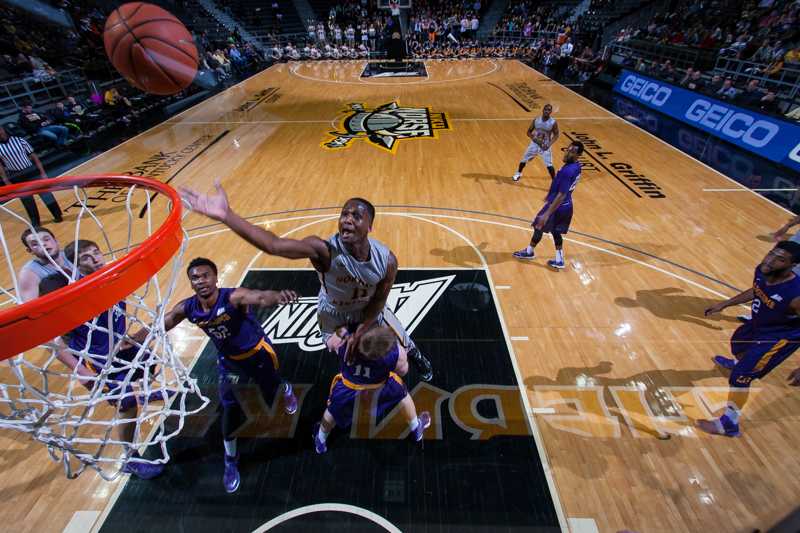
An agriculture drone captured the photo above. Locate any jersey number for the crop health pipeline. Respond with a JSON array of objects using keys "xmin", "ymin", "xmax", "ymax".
[
  {"xmin": 351, "ymin": 287, "xmax": 369, "ymax": 299},
  {"xmin": 752, "ymin": 299, "xmax": 761, "ymax": 315},
  {"xmin": 208, "ymin": 325, "xmax": 230, "ymax": 340},
  {"xmin": 353, "ymin": 364, "xmax": 372, "ymax": 378}
]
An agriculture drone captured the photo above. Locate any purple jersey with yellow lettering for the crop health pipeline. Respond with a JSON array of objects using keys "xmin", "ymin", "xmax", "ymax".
[
  {"xmin": 338, "ymin": 341, "xmax": 400, "ymax": 385},
  {"xmin": 183, "ymin": 288, "xmax": 265, "ymax": 357},
  {"xmin": 545, "ymin": 161, "xmax": 581, "ymax": 207},
  {"xmin": 750, "ymin": 267, "xmax": 800, "ymax": 334}
]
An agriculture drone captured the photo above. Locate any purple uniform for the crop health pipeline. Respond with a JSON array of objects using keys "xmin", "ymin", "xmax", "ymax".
[
  {"xmin": 326, "ymin": 339, "xmax": 407, "ymax": 428},
  {"xmin": 533, "ymin": 161, "xmax": 582, "ymax": 234},
  {"xmin": 68, "ymin": 302, "xmax": 143, "ymax": 405},
  {"xmin": 184, "ymin": 288, "xmax": 282, "ymax": 407},
  {"xmin": 728, "ymin": 268, "xmax": 800, "ymax": 387}
]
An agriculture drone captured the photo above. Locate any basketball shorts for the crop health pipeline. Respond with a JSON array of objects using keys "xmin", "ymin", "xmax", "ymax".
[
  {"xmin": 521, "ymin": 140, "xmax": 553, "ymax": 166},
  {"xmin": 218, "ymin": 338, "xmax": 282, "ymax": 408},
  {"xmin": 326, "ymin": 372, "xmax": 407, "ymax": 428},
  {"xmin": 533, "ymin": 202, "xmax": 573, "ymax": 234},
  {"xmin": 727, "ymin": 322, "xmax": 800, "ymax": 387},
  {"xmin": 317, "ymin": 304, "xmax": 415, "ymax": 350},
  {"xmin": 82, "ymin": 346, "xmax": 153, "ymax": 408}
]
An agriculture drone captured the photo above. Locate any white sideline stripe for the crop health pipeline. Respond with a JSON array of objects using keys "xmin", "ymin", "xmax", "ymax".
[
  {"xmin": 703, "ymin": 188, "xmax": 799, "ymax": 192},
  {"xmin": 399, "ymin": 213, "xmax": 570, "ymax": 532},
  {"xmin": 530, "ymin": 408, "xmax": 557, "ymax": 414},
  {"xmin": 517, "ymin": 61, "xmax": 796, "ymax": 216},
  {"xmin": 568, "ymin": 517, "xmax": 600, "ymax": 533},
  {"xmin": 63, "ymin": 511, "xmax": 100, "ymax": 533},
  {"xmin": 495, "ymin": 285, "xmax": 512, "ymax": 289},
  {"xmin": 510, "ymin": 336, "xmax": 530, "ymax": 341}
]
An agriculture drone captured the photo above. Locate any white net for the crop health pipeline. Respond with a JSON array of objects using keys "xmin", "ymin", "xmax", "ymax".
[{"xmin": 0, "ymin": 177, "xmax": 208, "ymax": 480}]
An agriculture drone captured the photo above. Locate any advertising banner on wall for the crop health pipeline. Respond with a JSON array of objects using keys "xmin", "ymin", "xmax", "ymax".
[{"xmin": 614, "ymin": 69, "xmax": 800, "ymax": 173}]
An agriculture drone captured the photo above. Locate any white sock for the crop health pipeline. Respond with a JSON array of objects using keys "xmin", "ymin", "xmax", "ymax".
[
  {"xmin": 409, "ymin": 417, "xmax": 420, "ymax": 431},
  {"xmin": 724, "ymin": 403, "xmax": 740, "ymax": 423},
  {"xmin": 526, "ymin": 245, "xmax": 533, "ymax": 254},
  {"xmin": 224, "ymin": 438, "xmax": 237, "ymax": 457},
  {"xmin": 318, "ymin": 427, "xmax": 329, "ymax": 443},
  {"xmin": 555, "ymin": 249, "xmax": 564, "ymax": 262}
]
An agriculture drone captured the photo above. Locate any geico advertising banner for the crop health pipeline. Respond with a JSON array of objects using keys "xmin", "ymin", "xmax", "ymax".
[{"xmin": 614, "ymin": 69, "xmax": 800, "ymax": 173}]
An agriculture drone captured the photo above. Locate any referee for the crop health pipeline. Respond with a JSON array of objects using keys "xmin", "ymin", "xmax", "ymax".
[{"xmin": 0, "ymin": 126, "xmax": 62, "ymax": 226}]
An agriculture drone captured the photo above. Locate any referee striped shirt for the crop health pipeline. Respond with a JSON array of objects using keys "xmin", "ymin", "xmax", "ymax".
[{"xmin": 0, "ymin": 136, "xmax": 34, "ymax": 172}]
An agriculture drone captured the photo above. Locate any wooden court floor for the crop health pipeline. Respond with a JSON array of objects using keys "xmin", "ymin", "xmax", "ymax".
[{"xmin": 2, "ymin": 59, "xmax": 799, "ymax": 532}]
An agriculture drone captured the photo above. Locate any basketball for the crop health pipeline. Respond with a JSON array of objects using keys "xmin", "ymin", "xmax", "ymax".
[{"xmin": 103, "ymin": 2, "xmax": 198, "ymax": 95}]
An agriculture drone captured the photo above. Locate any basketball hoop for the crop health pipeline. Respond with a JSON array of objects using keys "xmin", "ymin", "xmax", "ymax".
[{"xmin": 0, "ymin": 175, "xmax": 209, "ymax": 480}]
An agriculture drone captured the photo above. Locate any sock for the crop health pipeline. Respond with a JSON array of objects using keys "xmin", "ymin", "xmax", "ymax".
[
  {"xmin": 526, "ymin": 245, "xmax": 533, "ymax": 254},
  {"xmin": 224, "ymin": 438, "xmax": 237, "ymax": 457},
  {"xmin": 724, "ymin": 403, "xmax": 740, "ymax": 424},
  {"xmin": 318, "ymin": 427, "xmax": 329, "ymax": 443},
  {"xmin": 409, "ymin": 417, "xmax": 420, "ymax": 432},
  {"xmin": 555, "ymin": 249, "xmax": 564, "ymax": 262}
]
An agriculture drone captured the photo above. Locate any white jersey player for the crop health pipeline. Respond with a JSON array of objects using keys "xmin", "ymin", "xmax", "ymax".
[
  {"xmin": 179, "ymin": 184, "xmax": 435, "ymax": 382},
  {"xmin": 513, "ymin": 103, "xmax": 560, "ymax": 182}
]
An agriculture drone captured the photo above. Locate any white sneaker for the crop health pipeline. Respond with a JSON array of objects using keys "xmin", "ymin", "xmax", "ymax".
[{"xmin": 512, "ymin": 172, "xmax": 521, "ymax": 182}]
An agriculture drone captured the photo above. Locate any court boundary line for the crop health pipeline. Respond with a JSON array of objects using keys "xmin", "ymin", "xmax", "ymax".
[
  {"xmin": 395, "ymin": 212, "xmax": 569, "ymax": 531},
  {"xmin": 516, "ymin": 61, "xmax": 796, "ymax": 216},
  {"xmin": 164, "ymin": 116, "xmax": 616, "ymax": 125},
  {"xmin": 289, "ymin": 58, "xmax": 501, "ymax": 86}
]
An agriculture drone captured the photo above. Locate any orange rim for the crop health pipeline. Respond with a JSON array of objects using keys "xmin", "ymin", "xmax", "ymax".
[{"xmin": 0, "ymin": 175, "xmax": 183, "ymax": 359}]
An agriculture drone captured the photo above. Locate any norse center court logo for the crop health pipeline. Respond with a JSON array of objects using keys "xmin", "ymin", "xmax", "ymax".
[
  {"xmin": 322, "ymin": 102, "xmax": 451, "ymax": 152},
  {"xmin": 263, "ymin": 275, "xmax": 455, "ymax": 351}
]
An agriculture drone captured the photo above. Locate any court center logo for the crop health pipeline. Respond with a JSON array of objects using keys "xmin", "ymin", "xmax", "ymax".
[
  {"xmin": 322, "ymin": 102, "xmax": 451, "ymax": 153},
  {"xmin": 263, "ymin": 275, "xmax": 455, "ymax": 351}
]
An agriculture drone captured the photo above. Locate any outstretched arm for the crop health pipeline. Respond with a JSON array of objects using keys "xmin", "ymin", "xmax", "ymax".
[
  {"xmin": 704, "ymin": 288, "xmax": 755, "ymax": 316},
  {"xmin": 180, "ymin": 180, "xmax": 331, "ymax": 264},
  {"xmin": 230, "ymin": 287, "xmax": 299, "ymax": 308},
  {"xmin": 129, "ymin": 299, "xmax": 189, "ymax": 345},
  {"xmin": 772, "ymin": 214, "xmax": 800, "ymax": 241}
]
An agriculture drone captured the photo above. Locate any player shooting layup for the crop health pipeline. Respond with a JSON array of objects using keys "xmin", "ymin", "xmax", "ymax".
[
  {"xmin": 180, "ymin": 182, "xmax": 434, "ymax": 382},
  {"xmin": 513, "ymin": 103, "xmax": 559, "ymax": 182}
]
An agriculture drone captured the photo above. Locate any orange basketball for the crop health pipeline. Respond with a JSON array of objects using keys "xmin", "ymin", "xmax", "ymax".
[{"xmin": 103, "ymin": 2, "xmax": 198, "ymax": 95}]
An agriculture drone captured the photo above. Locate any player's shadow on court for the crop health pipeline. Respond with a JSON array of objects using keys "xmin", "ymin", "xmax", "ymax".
[
  {"xmin": 461, "ymin": 172, "xmax": 548, "ymax": 191},
  {"xmin": 614, "ymin": 287, "xmax": 740, "ymax": 330},
  {"xmin": 525, "ymin": 361, "xmax": 725, "ymax": 480},
  {"xmin": 430, "ymin": 241, "xmax": 537, "ymax": 267}
]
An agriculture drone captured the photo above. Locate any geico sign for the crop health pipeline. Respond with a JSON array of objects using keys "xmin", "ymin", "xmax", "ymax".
[
  {"xmin": 685, "ymin": 99, "xmax": 779, "ymax": 148},
  {"xmin": 619, "ymin": 75, "xmax": 672, "ymax": 106}
]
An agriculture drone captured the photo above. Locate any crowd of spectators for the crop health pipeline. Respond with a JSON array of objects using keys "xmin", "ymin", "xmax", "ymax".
[{"xmin": 495, "ymin": 0, "xmax": 585, "ymax": 38}]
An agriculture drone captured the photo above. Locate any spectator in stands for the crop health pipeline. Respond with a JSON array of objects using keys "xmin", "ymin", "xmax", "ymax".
[
  {"xmin": 0, "ymin": 126, "xmax": 62, "ymax": 225},
  {"xmin": 716, "ymin": 78, "xmax": 738, "ymax": 100},
  {"xmin": 103, "ymin": 87, "xmax": 134, "ymax": 125},
  {"xmin": 679, "ymin": 67, "xmax": 695, "ymax": 87},
  {"xmin": 758, "ymin": 90, "xmax": 781, "ymax": 114},
  {"xmin": 736, "ymin": 79, "xmax": 765, "ymax": 107},
  {"xmin": 204, "ymin": 50, "xmax": 229, "ymax": 81},
  {"xmin": 48, "ymin": 101, "xmax": 81, "ymax": 137},
  {"xmin": 213, "ymin": 49, "xmax": 232, "ymax": 75},
  {"xmin": 28, "ymin": 55, "xmax": 55, "ymax": 82},
  {"xmin": 18, "ymin": 103, "xmax": 70, "ymax": 146},
  {"xmin": 656, "ymin": 59, "xmax": 676, "ymax": 82},
  {"xmin": 708, "ymin": 74, "xmax": 724, "ymax": 94},
  {"xmin": 686, "ymin": 69, "xmax": 706, "ymax": 92}
]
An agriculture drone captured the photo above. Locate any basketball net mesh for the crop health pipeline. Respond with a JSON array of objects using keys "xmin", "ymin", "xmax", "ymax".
[{"xmin": 0, "ymin": 181, "xmax": 209, "ymax": 480}]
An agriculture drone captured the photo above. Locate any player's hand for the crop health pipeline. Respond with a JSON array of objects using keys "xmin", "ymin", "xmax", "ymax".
[
  {"xmin": 788, "ymin": 367, "xmax": 800, "ymax": 386},
  {"xmin": 704, "ymin": 303, "xmax": 726, "ymax": 316},
  {"xmin": 179, "ymin": 178, "xmax": 230, "ymax": 222},
  {"xmin": 345, "ymin": 323, "xmax": 368, "ymax": 364},
  {"xmin": 533, "ymin": 215, "xmax": 546, "ymax": 231},
  {"xmin": 275, "ymin": 290, "xmax": 298, "ymax": 304},
  {"xmin": 771, "ymin": 229, "xmax": 788, "ymax": 242}
]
